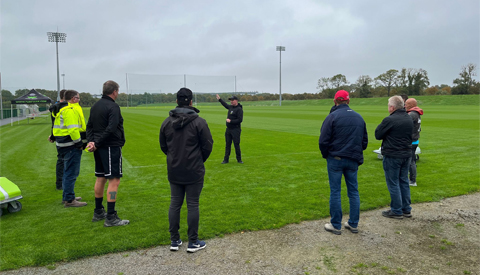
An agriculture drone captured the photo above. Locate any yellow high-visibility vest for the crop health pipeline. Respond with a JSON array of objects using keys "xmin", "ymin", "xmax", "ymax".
[{"xmin": 53, "ymin": 103, "xmax": 86, "ymax": 147}]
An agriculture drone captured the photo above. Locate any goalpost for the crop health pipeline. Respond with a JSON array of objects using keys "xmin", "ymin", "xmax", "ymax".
[{"xmin": 125, "ymin": 73, "xmax": 236, "ymax": 106}]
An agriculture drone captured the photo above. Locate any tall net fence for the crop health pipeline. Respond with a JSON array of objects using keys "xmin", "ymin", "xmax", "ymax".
[{"xmin": 124, "ymin": 73, "xmax": 236, "ymax": 106}]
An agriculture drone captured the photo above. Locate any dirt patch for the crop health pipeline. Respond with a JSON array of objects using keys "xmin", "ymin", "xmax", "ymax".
[{"xmin": 2, "ymin": 193, "xmax": 479, "ymax": 275}]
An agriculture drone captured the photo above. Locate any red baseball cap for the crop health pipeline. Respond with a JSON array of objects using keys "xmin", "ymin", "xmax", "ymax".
[{"xmin": 334, "ymin": 90, "xmax": 349, "ymax": 101}]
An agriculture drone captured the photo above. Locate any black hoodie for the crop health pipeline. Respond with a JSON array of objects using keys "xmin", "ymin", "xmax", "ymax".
[
  {"xmin": 160, "ymin": 106, "xmax": 214, "ymax": 185},
  {"xmin": 49, "ymin": 101, "xmax": 68, "ymax": 141}
]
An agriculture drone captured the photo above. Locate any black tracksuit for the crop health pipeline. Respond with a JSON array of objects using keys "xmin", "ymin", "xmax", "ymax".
[
  {"xmin": 86, "ymin": 95, "xmax": 125, "ymax": 148},
  {"xmin": 218, "ymin": 99, "xmax": 243, "ymax": 162}
]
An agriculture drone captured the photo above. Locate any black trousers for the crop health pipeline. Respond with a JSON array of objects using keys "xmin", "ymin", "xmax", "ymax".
[
  {"xmin": 55, "ymin": 149, "xmax": 64, "ymax": 189},
  {"xmin": 169, "ymin": 181, "xmax": 203, "ymax": 243},
  {"xmin": 224, "ymin": 127, "xmax": 242, "ymax": 161}
]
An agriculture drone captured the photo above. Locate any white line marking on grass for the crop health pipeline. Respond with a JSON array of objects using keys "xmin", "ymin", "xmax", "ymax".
[{"xmin": 122, "ymin": 157, "xmax": 133, "ymax": 168}]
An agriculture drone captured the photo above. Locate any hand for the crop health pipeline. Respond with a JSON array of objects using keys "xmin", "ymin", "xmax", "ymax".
[
  {"xmin": 86, "ymin": 142, "xmax": 97, "ymax": 152},
  {"xmin": 48, "ymin": 135, "xmax": 54, "ymax": 143},
  {"xmin": 226, "ymin": 119, "xmax": 231, "ymax": 123},
  {"xmin": 216, "ymin": 94, "xmax": 220, "ymax": 100}
]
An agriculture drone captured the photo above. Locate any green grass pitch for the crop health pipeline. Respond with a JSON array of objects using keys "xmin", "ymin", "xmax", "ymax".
[{"xmin": 0, "ymin": 95, "xmax": 478, "ymax": 270}]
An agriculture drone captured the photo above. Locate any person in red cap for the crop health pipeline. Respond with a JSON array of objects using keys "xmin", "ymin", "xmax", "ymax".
[
  {"xmin": 319, "ymin": 90, "xmax": 368, "ymax": 235},
  {"xmin": 215, "ymin": 94, "xmax": 244, "ymax": 164}
]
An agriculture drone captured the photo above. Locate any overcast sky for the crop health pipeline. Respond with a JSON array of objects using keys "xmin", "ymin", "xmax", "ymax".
[{"xmin": 1, "ymin": 0, "xmax": 479, "ymax": 95}]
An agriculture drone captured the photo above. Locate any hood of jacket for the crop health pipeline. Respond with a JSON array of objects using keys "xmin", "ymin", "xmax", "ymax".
[
  {"xmin": 407, "ymin": 106, "xmax": 423, "ymax": 115},
  {"xmin": 169, "ymin": 106, "xmax": 200, "ymax": 129},
  {"xmin": 50, "ymin": 101, "xmax": 68, "ymax": 116}
]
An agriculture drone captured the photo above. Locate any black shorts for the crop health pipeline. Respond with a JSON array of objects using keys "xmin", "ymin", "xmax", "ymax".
[{"xmin": 94, "ymin": 146, "xmax": 123, "ymax": 179}]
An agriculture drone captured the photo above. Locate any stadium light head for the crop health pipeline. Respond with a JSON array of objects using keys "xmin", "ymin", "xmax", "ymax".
[
  {"xmin": 47, "ymin": 32, "xmax": 67, "ymax": 43},
  {"xmin": 276, "ymin": 46, "xmax": 285, "ymax": 51}
]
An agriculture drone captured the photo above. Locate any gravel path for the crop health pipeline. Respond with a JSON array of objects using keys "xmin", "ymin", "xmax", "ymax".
[{"xmin": 2, "ymin": 193, "xmax": 479, "ymax": 275}]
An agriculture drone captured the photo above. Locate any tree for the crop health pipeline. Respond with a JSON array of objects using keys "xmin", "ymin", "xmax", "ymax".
[
  {"xmin": 316, "ymin": 74, "xmax": 349, "ymax": 99},
  {"xmin": 452, "ymin": 63, "xmax": 478, "ymax": 94},
  {"xmin": 330, "ymin": 74, "xmax": 349, "ymax": 90},
  {"xmin": 354, "ymin": 75, "xmax": 373, "ymax": 98},
  {"xmin": 410, "ymin": 69, "xmax": 429, "ymax": 95},
  {"xmin": 1, "ymin": 90, "xmax": 13, "ymax": 101},
  {"xmin": 375, "ymin": 69, "xmax": 398, "ymax": 97},
  {"xmin": 15, "ymin": 89, "xmax": 30, "ymax": 97}
]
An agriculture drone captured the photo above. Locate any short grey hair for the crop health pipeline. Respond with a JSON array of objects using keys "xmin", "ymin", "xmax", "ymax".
[{"xmin": 388, "ymin": 95, "xmax": 404, "ymax": 110}]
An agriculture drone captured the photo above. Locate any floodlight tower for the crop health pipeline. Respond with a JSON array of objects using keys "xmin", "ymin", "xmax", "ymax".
[
  {"xmin": 61, "ymin": 73, "xmax": 65, "ymax": 89},
  {"xmin": 276, "ymin": 46, "xmax": 285, "ymax": 106},
  {"xmin": 47, "ymin": 31, "xmax": 67, "ymax": 101}
]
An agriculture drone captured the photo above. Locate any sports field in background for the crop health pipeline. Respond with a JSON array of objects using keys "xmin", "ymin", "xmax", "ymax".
[{"xmin": 0, "ymin": 95, "xmax": 478, "ymax": 270}]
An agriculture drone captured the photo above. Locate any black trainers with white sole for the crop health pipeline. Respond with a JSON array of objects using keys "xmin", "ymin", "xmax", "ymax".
[
  {"xmin": 382, "ymin": 210, "xmax": 404, "ymax": 219},
  {"xmin": 187, "ymin": 240, "xmax": 206, "ymax": 253},
  {"xmin": 170, "ymin": 239, "xmax": 183, "ymax": 251}
]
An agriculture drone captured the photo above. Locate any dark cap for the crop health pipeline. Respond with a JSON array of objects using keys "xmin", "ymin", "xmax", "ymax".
[
  {"xmin": 228, "ymin": 95, "xmax": 239, "ymax": 101},
  {"xmin": 177, "ymin": 88, "xmax": 193, "ymax": 106}
]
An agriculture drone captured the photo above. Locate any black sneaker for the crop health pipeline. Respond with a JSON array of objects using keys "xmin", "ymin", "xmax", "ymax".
[
  {"xmin": 92, "ymin": 208, "xmax": 107, "ymax": 222},
  {"xmin": 403, "ymin": 211, "xmax": 412, "ymax": 218},
  {"xmin": 187, "ymin": 240, "xmax": 206, "ymax": 253},
  {"xmin": 382, "ymin": 210, "xmax": 403, "ymax": 219},
  {"xmin": 104, "ymin": 211, "xmax": 130, "ymax": 227},
  {"xmin": 170, "ymin": 239, "xmax": 182, "ymax": 251},
  {"xmin": 237, "ymin": 160, "xmax": 244, "ymax": 164},
  {"xmin": 221, "ymin": 160, "xmax": 229, "ymax": 164}
]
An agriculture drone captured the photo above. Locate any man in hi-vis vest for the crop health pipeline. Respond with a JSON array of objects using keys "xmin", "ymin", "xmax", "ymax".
[{"xmin": 53, "ymin": 90, "xmax": 87, "ymax": 208}]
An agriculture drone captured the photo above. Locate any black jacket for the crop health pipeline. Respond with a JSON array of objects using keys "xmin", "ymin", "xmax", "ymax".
[
  {"xmin": 219, "ymin": 99, "xmax": 243, "ymax": 128},
  {"xmin": 407, "ymin": 107, "xmax": 423, "ymax": 141},
  {"xmin": 86, "ymin": 95, "xmax": 125, "ymax": 148},
  {"xmin": 375, "ymin": 108, "xmax": 413, "ymax": 158},
  {"xmin": 160, "ymin": 106, "xmax": 214, "ymax": 185},
  {"xmin": 49, "ymin": 101, "xmax": 68, "ymax": 141},
  {"xmin": 319, "ymin": 104, "xmax": 368, "ymax": 164}
]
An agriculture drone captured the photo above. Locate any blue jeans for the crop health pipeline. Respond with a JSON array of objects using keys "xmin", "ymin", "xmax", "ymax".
[
  {"xmin": 169, "ymin": 181, "xmax": 203, "ymax": 243},
  {"xmin": 327, "ymin": 156, "xmax": 360, "ymax": 230},
  {"xmin": 60, "ymin": 147, "xmax": 82, "ymax": 201},
  {"xmin": 383, "ymin": 156, "xmax": 412, "ymax": 215}
]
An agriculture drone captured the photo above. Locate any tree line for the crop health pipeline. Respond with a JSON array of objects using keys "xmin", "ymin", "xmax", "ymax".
[{"xmin": 2, "ymin": 63, "xmax": 477, "ymax": 108}]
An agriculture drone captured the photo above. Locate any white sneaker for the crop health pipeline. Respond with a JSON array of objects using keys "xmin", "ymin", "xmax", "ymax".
[
  {"xmin": 344, "ymin": 222, "xmax": 359, "ymax": 233},
  {"xmin": 324, "ymin": 223, "xmax": 341, "ymax": 235},
  {"xmin": 409, "ymin": 181, "xmax": 417, "ymax": 186}
]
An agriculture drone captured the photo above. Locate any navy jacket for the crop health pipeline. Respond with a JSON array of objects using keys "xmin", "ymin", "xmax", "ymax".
[
  {"xmin": 319, "ymin": 104, "xmax": 368, "ymax": 164},
  {"xmin": 375, "ymin": 108, "xmax": 413, "ymax": 158}
]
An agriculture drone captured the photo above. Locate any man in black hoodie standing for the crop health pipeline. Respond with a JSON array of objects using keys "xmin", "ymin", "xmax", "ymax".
[
  {"xmin": 160, "ymin": 88, "xmax": 213, "ymax": 253},
  {"xmin": 215, "ymin": 94, "xmax": 243, "ymax": 164}
]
